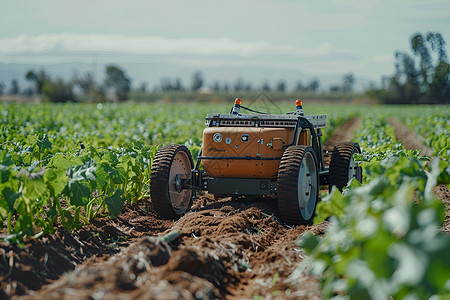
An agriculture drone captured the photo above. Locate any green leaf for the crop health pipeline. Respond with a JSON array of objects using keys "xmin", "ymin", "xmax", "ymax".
[
  {"xmin": 437, "ymin": 159, "xmax": 450, "ymax": 185},
  {"xmin": 22, "ymin": 170, "xmax": 47, "ymax": 201},
  {"xmin": 67, "ymin": 181, "xmax": 91, "ymax": 206},
  {"xmin": 389, "ymin": 243, "xmax": 427, "ymax": 286},
  {"xmin": 46, "ymin": 202, "xmax": 58, "ymax": 221},
  {"xmin": 425, "ymin": 158, "xmax": 440, "ymax": 201},
  {"xmin": 94, "ymin": 164, "xmax": 109, "ymax": 190},
  {"xmin": 296, "ymin": 231, "xmax": 320, "ymax": 251},
  {"xmin": 26, "ymin": 134, "xmax": 38, "ymax": 147},
  {"xmin": 314, "ymin": 187, "xmax": 346, "ymax": 224},
  {"xmin": 14, "ymin": 215, "xmax": 34, "ymax": 236},
  {"xmin": 48, "ymin": 153, "xmax": 71, "ymax": 170},
  {"xmin": 0, "ymin": 164, "xmax": 11, "ymax": 183},
  {"xmin": 105, "ymin": 151, "xmax": 119, "ymax": 166},
  {"xmin": 383, "ymin": 202, "xmax": 410, "ymax": 238},
  {"xmin": 68, "ymin": 162, "xmax": 96, "ymax": 182},
  {"xmin": 0, "ymin": 151, "xmax": 14, "ymax": 166},
  {"xmin": 44, "ymin": 168, "xmax": 68, "ymax": 197},
  {"xmin": 109, "ymin": 166, "xmax": 126, "ymax": 184},
  {"xmin": 105, "ymin": 188, "xmax": 125, "ymax": 218},
  {"xmin": 63, "ymin": 210, "xmax": 75, "ymax": 229},
  {"xmin": 37, "ymin": 134, "xmax": 52, "ymax": 153},
  {"xmin": 1, "ymin": 187, "xmax": 21, "ymax": 212}
]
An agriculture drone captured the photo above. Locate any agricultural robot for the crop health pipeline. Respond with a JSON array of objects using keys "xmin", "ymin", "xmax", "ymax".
[{"xmin": 150, "ymin": 99, "xmax": 362, "ymax": 225}]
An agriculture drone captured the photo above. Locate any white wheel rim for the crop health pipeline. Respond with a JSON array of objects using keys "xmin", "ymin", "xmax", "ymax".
[
  {"xmin": 297, "ymin": 152, "xmax": 318, "ymax": 220},
  {"xmin": 348, "ymin": 155, "xmax": 361, "ymax": 183},
  {"xmin": 168, "ymin": 151, "xmax": 192, "ymax": 214}
]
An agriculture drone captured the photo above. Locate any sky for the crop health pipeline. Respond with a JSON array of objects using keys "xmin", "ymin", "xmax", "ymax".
[{"xmin": 1, "ymin": 0, "xmax": 449, "ymax": 90}]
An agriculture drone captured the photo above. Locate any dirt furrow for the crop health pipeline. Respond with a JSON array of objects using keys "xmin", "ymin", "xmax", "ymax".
[
  {"xmin": 323, "ymin": 117, "xmax": 361, "ymax": 151},
  {"xmin": 388, "ymin": 118, "xmax": 434, "ymax": 156}
]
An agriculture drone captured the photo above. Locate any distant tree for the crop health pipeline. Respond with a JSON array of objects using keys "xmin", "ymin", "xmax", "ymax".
[
  {"xmin": 411, "ymin": 33, "xmax": 432, "ymax": 90},
  {"xmin": 0, "ymin": 81, "xmax": 5, "ymax": 95},
  {"xmin": 330, "ymin": 85, "xmax": 341, "ymax": 93},
  {"xmin": 174, "ymin": 78, "xmax": 184, "ymax": 91},
  {"xmin": 367, "ymin": 81, "xmax": 377, "ymax": 91},
  {"xmin": 42, "ymin": 78, "xmax": 76, "ymax": 103},
  {"xmin": 262, "ymin": 81, "xmax": 271, "ymax": 92},
  {"xmin": 104, "ymin": 65, "xmax": 131, "ymax": 101},
  {"xmin": 138, "ymin": 82, "xmax": 148, "ymax": 92},
  {"xmin": 74, "ymin": 72, "xmax": 95, "ymax": 94},
  {"xmin": 342, "ymin": 73, "xmax": 355, "ymax": 93},
  {"xmin": 393, "ymin": 52, "xmax": 420, "ymax": 103},
  {"xmin": 212, "ymin": 81, "xmax": 221, "ymax": 92},
  {"xmin": 96, "ymin": 86, "xmax": 107, "ymax": 102},
  {"xmin": 427, "ymin": 32, "xmax": 448, "ymax": 61},
  {"xmin": 74, "ymin": 71, "xmax": 106, "ymax": 102},
  {"xmin": 234, "ymin": 77, "xmax": 245, "ymax": 92},
  {"xmin": 160, "ymin": 78, "xmax": 173, "ymax": 92},
  {"xmin": 426, "ymin": 32, "xmax": 450, "ymax": 102},
  {"xmin": 372, "ymin": 31, "xmax": 449, "ymax": 104},
  {"xmin": 191, "ymin": 71, "xmax": 203, "ymax": 91},
  {"xmin": 223, "ymin": 83, "xmax": 229, "ymax": 93},
  {"xmin": 295, "ymin": 81, "xmax": 305, "ymax": 91},
  {"xmin": 25, "ymin": 69, "xmax": 49, "ymax": 94},
  {"xmin": 307, "ymin": 78, "xmax": 320, "ymax": 92},
  {"xmin": 276, "ymin": 80, "xmax": 286, "ymax": 92},
  {"xmin": 429, "ymin": 59, "xmax": 450, "ymax": 101},
  {"xmin": 8, "ymin": 79, "xmax": 20, "ymax": 94}
]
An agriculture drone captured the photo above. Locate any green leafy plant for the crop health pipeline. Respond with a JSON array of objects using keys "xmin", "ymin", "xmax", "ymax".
[{"xmin": 295, "ymin": 155, "xmax": 450, "ymax": 299}]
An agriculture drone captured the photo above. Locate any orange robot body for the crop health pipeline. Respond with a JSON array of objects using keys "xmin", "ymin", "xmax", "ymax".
[{"xmin": 202, "ymin": 125, "xmax": 312, "ymax": 179}]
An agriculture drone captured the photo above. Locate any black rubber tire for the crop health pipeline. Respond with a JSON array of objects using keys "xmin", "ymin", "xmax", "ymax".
[
  {"xmin": 329, "ymin": 142, "xmax": 362, "ymax": 192},
  {"xmin": 150, "ymin": 145, "xmax": 194, "ymax": 219},
  {"xmin": 277, "ymin": 146, "xmax": 319, "ymax": 225}
]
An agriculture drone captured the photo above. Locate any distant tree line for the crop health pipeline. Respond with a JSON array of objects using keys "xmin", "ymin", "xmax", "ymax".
[
  {"xmin": 154, "ymin": 72, "xmax": 354, "ymax": 95},
  {"xmin": 20, "ymin": 65, "xmax": 131, "ymax": 102},
  {"xmin": 0, "ymin": 67, "xmax": 356, "ymax": 103},
  {"xmin": 367, "ymin": 31, "xmax": 449, "ymax": 104},
  {"xmin": 0, "ymin": 65, "xmax": 131, "ymax": 103}
]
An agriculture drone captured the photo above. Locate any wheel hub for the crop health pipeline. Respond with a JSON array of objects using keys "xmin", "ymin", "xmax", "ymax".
[
  {"xmin": 168, "ymin": 151, "xmax": 192, "ymax": 214},
  {"xmin": 174, "ymin": 174, "xmax": 183, "ymax": 193},
  {"xmin": 297, "ymin": 152, "xmax": 317, "ymax": 220},
  {"xmin": 348, "ymin": 156, "xmax": 359, "ymax": 182}
]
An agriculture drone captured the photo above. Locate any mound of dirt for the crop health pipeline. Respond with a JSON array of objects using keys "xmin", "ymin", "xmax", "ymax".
[{"xmin": 10, "ymin": 196, "xmax": 324, "ymax": 300}]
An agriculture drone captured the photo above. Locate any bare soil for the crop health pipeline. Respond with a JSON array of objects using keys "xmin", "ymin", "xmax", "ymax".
[
  {"xmin": 1, "ymin": 117, "xmax": 448, "ymax": 300},
  {"xmin": 389, "ymin": 118, "xmax": 434, "ymax": 156},
  {"xmin": 324, "ymin": 117, "xmax": 361, "ymax": 151}
]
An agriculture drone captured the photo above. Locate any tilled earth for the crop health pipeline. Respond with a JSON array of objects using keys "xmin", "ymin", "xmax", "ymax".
[{"xmin": 1, "ymin": 117, "xmax": 449, "ymax": 300}]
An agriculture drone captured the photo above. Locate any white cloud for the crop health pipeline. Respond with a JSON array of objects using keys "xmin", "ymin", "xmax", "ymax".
[
  {"xmin": 0, "ymin": 33, "xmax": 353, "ymax": 59},
  {"xmin": 0, "ymin": 33, "xmax": 274, "ymax": 56}
]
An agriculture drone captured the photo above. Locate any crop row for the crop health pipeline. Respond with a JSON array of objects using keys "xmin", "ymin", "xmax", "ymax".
[
  {"xmin": 394, "ymin": 106, "xmax": 449, "ymax": 159},
  {"xmin": 0, "ymin": 101, "xmax": 358, "ymax": 244},
  {"xmin": 300, "ymin": 112, "xmax": 450, "ymax": 299},
  {"xmin": 0, "ymin": 140, "xmax": 158, "ymax": 245}
]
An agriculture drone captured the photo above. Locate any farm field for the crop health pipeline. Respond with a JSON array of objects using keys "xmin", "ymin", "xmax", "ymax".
[{"xmin": 0, "ymin": 101, "xmax": 449, "ymax": 299}]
